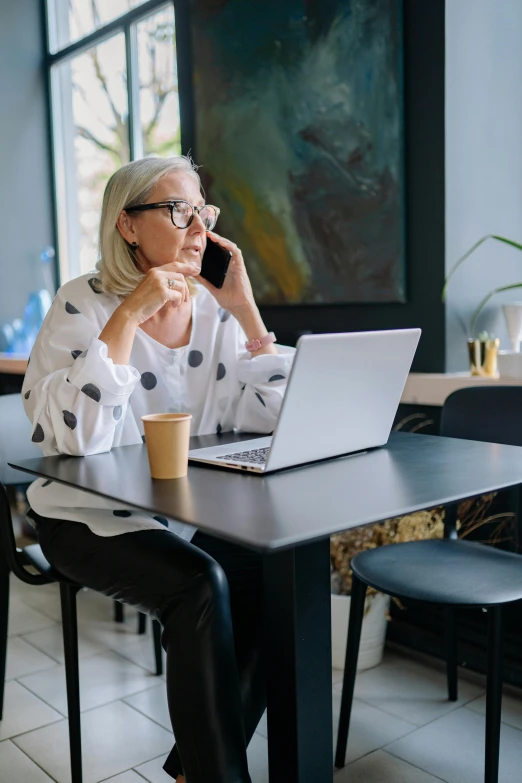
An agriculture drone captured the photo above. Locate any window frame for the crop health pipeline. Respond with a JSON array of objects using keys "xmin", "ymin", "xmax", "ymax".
[{"xmin": 42, "ymin": 0, "xmax": 195, "ymax": 286}]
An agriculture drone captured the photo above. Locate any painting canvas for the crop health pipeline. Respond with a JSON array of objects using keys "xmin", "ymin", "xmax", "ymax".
[{"xmin": 192, "ymin": 0, "xmax": 405, "ymax": 304}]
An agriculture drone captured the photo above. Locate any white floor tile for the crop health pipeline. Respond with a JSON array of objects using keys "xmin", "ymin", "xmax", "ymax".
[
  {"xmin": 124, "ymin": 684, "xmax": 171, "ymax": 731},
  {"xmin": 332, "ymin": 668, "xmax": 344, "ymax": 686},
  {"xmin": 23, "ymin": 615, "xmax": 162, "ymax": 675},
  {"xmin": 8, "ymin": 597, "xmax": 58, "ymax": 637},
  {"xmin": 22, "ymin": 623, "xmax": 109, "ymax": 664},
  {"xmin": 254, "ymin": 709, "xmax": 268, "ymax": 738},
  {"xmin": 247, "ymin": 732, "xmax": 269, "ymax": 783},
  {"xmin": 103, "ymin": 771, "xmax": 146, "ymax": 783},
  {"xmin": 18, "ymin": 649, "xmax": 160, "ymax": 716},
  {"xmin": 332, "ymin": 691, "xmax": 417, "ymax": 765},
  {"xmin": 335, "ymin": 749, "xmax": 445, "ymax": 782},
  {"xmin": 387, "ymin": 706, "xmax": 522, "ymax": 783},
  {"xmin": 134, "ymin": 755, "xmax": 173, "ymax": 783},
  {"xmin": 5, "ymin": 636, "xmax": 57, "ymax": 680},
  {"xmin": 0, "ymin": 681, "xmax": 62, "ymax": 740},
  {"xmin": 0, "ymin": 739, "xmax": 55, "ymax": 783},
  {"xmin": 257, "ymin": 691, "xmax": 415, "ymax": 765},
  {"xmin": 338, "ymin": 656, "xmax": 484, "ymax": 726},
  {"xmin": 11, "ymin": 580, "xmax": 63, "ymax": 623},
  {"xmin": 134, "ymin": 728, "xmax": 269, "ymax": 782},
  {"xmin": 13, "ymin": 700, "xmax": 173, "ymax": 783},
  {"xmin": 93, "ymin": 623, "xmax": 164, "ymax": 674},
  {"xmin": 467, "ymin": 688, "xmax": 522, "ymax": 731}
]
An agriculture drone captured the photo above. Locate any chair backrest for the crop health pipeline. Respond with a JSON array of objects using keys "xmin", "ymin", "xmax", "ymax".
[
  {"xmin": 440, "ymin": 386, "xmax": 522, "ymax": 446},
  {"xmin": 0, "ymin": 393, "xmax": 52, "ymax": 585},
  {"xmin": 0, "ymin": 393, "xmax": 42, "ymax": 486},
  {"xmin": 0, "ymin": 481, "xmax": 50, "ymax": 585}
]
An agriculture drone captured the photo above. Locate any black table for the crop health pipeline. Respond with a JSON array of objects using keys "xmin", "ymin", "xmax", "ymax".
[{"xmin": 10, "ymin": 431, "xmax": 522, "ymax": 783}]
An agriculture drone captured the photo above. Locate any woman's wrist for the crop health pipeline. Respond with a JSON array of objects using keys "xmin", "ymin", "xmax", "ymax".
[
  {"xmin": 117, "ymin": 300, "xmax": 142, "ymax": 327},
  {"xmin": 99, "ymin": 304, "xmax": 138, "ymax": 365},
  {"xmin": 231, "ymin": 302, "xmax": 277, "ymax": 356}
]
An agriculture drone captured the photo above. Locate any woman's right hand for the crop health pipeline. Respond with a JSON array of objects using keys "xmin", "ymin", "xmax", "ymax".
[{"xmin": 120, "ymin": 262, "xmax": 194, "ymax": 325}]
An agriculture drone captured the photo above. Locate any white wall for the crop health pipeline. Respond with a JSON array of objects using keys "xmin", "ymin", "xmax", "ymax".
[
  {"xmin": 445, "ymin": 0, "xmax": 522, "ymax": 370},
  {"xmin": 0, "ymin": 1, "xmax": 54, "ymax": 333}
]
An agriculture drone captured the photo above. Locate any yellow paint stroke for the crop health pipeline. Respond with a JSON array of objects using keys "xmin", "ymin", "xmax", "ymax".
[{"xmin": 226, "ymin": 178, "xmax": 308, "ymax": 302}]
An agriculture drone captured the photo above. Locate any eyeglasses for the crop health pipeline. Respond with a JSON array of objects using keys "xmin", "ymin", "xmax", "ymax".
[{"xmin": 124, "ymin": 200, "xmax": 220, "ymax": 231}]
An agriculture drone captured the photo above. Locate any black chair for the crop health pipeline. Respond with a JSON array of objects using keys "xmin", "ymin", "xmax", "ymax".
[
  {"xmin": 0, "ymin": 393, "xmax": 163, "ymax": 783},
  {"xmin": 335, "ymin": 386, "xmax": 522, "ymax": 783}
]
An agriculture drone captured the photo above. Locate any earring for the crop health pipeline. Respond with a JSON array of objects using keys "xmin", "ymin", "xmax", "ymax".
[{"xmin": 131, "ymin": 241, "xmax": 138, "ymax": 249}]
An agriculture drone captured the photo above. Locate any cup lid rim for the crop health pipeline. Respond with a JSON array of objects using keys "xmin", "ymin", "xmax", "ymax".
[{"xmin": 141, "ymin": 413, "xmax": 192, "ymax": 422}]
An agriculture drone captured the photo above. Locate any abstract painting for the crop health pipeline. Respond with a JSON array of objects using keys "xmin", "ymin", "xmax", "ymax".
[{"xmin": 191, "ymin": 0, "xmax": 405, "ymax": 304}]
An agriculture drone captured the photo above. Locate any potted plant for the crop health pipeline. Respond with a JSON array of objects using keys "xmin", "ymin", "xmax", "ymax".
[
  {"xmin": 330, "ymin": 508, "xmax": 445, "ymax": 670},
  {"xmin": 443, "ymin": 235, "xmax": 522, "ymax": 374}
]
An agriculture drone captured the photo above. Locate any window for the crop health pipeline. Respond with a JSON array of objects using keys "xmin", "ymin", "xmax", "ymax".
[{"xmin": 46, "ymin": 1, "xmax": 187, "ymax": 283}]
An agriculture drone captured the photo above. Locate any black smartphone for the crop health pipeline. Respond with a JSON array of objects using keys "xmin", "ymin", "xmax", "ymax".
[{"xmin": 200, "ymin": 237, "xmax": 232, "ymax": 289}]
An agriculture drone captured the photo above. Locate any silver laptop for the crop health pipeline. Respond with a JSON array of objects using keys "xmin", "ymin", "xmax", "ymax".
[{"xmin": 188, "ymin": 328, "xmax": 421, "ymax": 474}]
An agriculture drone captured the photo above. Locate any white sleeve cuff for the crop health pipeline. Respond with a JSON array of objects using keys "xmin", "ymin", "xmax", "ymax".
[
  {"xmin": 67, "ymin": 336, "xmax": 141, "ymax": 406},
  {"xmin": 237, "ymin": 345, "xmax": 295, "ymax": 386}
]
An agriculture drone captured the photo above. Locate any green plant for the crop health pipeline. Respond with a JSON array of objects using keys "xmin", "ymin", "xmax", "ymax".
[{"xmin": 442, "ymin": 234, "xmax": 522, "ymax": 336}]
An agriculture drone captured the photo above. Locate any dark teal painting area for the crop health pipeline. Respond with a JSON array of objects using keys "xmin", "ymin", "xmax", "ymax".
[{"xmin": 192, "ymin": 0, "xmax": 405, "ymax": 304}]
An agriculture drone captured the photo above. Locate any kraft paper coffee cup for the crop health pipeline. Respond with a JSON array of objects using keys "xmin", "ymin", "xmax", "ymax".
[{"xmin": 141, "ymin": 413, "xmax": 192, "ymax": 479}]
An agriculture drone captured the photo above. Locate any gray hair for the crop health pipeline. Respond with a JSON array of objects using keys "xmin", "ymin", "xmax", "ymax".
[{"xmin": 97, "ymin": 156, "xmax": 201, "ymax": 297}]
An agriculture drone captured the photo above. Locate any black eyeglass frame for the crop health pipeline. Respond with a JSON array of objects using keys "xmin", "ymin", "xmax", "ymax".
[{"xmin": 124, "ymin": 200, "xmax": 220, "ymax": 230}]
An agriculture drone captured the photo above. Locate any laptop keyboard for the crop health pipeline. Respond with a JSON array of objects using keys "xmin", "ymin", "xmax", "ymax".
[{"xmin": 216, "ymin": 446, "xmax": 270, "ymax": 465}]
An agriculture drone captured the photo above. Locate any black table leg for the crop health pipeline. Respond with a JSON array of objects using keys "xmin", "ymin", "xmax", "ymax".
[{"xmin": 263, "ymin": 537, "xmax": 333, "ymax": 783}]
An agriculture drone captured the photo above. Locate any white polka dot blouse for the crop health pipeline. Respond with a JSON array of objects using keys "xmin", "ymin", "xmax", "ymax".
[{"xmin": 22, "ymin": 273, "xmax": 295, "ymax": 539}]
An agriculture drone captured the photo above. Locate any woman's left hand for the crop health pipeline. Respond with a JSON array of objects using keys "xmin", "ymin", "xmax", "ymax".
[{"xmin": 195, "ymin": 231, "xmax": 255, "ymax": 315}]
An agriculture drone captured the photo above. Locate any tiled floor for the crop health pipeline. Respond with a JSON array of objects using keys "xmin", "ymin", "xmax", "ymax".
[{"xmin": 3, "ymin": 574, "xmax": 522, "ymax": 782}]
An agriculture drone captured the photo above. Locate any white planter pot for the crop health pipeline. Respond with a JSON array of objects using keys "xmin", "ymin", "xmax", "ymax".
[
  {"xmin": 331, "ymin": 592, "xmax": 390, "ymax": 671},
  {"xmin": 503, "ymin": 303, "xmax": 522, "ymax": 353}
]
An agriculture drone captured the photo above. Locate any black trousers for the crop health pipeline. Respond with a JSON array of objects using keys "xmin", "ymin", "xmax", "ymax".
[{"xmin": 34, "ymin": 513, "xmax": 266, "ymax": 783}]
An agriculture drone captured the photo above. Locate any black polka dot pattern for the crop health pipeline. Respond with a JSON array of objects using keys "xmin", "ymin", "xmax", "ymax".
[
  {"xmin": 71, "ymin": 350, "xmax": 83, "ymax": 360},
  {"xmin": 216, "ymin": 363, "xmax": 226, "ymax": 381},
  {"xmin": 24, "ymin": 390, "xmax": 30, "ymax": 400},
  {"xmin": 188, "ymin": 350, "xmax": 203, "ymax": 368},
  {"xmin": 153, "ymin": 515, "xmax": 169, "ymax": 527},
  {"xmin": 269, "ymin": 374, "xmax": 285, "ymax": 382},
  {"xmin": 255, "ymin": 392, "xmax": 266, "ymax": 407},
  {"xmin": 113, "ymin": 510, "xmax": 132, "ymax": 518},
  {"xmin": 113, "ymin": 405, "xmax": 122, "ymax": 421},
  {"xmin": 81, "ymin": 383, "xmax": 101, "ymax": 403},
  {"xmin": 65, "ymin": 302, "xmax": 80, "ymax": 314},
  {"xmin": 216, "ymin": 423, "xmax": 222, "ymax": 435},
  {"xmin": 87, "ymin": 277, "xmax": 103, "ymax": 294},
  {"xmin": 63, "ymin": 410, "xmax": 77, "ymax": 430},
  {"xmin": 141, "ymin": 372, "xmax": 157, "ymax": 391},
  {"xmin": 218, "ymin": 308, "xmax": 231, "ymax": 322},
  {"xmin": 41, "ymin": 479, "xmax": 53, "ymax": 487},
  {"xmin": 32, "ymin": 423, "xmax": 44, "ymax": 443},
  {"xmin": 241, "ymin": 384, "xmax": 246, "ymax": 391}
]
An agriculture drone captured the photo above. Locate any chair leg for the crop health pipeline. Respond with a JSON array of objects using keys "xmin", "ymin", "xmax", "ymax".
[
  {"xmin": 114, "ymin": 601, "xmax": 124, "ymax": 623},
  {"xmin": 138, "ymin": 612, "xmax": 147, "ymax": 635},
  {"xmin": 445, "ymin": 606, "xmax": 458, "ymax": 701},
  {"xmin": 335, "ymin": 574, "xmax": 367, "ymax": 769},
  {"xmin": 485, "ymin": 606, "xmax": 503, "ymax": 783},
  {"xmin": 152, "ymin": 619, "xmax": 163, "ymax": 676},
  {"xmin": 0, "ymin": 560, "xmax": 9, "ymax": 721},
  {"xmin": 60, "ymin": 583, "xmax": 83, "ymax": 783}
]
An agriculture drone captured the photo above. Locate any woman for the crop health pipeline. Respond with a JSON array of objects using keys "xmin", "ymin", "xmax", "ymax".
[{"xmin": 22, "ymin": 156, "xmax": 294, "ymax": 783}]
